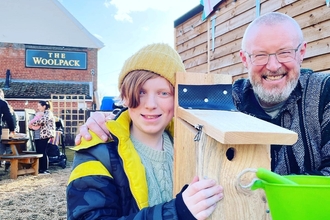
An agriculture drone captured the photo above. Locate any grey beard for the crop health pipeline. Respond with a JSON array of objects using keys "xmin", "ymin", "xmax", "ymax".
[{"xmin": 252, "ymin": 79, "xmax": 298, "ymax": 105}]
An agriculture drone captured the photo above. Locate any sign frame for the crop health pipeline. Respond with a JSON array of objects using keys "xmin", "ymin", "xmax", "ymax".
[{"xmin": 25, "ymin": 49, "xmax": 87, "ymax": 70}]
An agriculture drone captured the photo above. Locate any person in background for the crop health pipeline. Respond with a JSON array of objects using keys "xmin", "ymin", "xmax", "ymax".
[
  {"xmin": 28, "ymin": 100, "xmax": 55, "ymax": 174},
  {"xmin": 76, "ymin": 12, "xmax": 330, "ymax": 177},
  {"xmin": 28, "ymin": 111, "xmax": 43, "ymax": 131},
  {"xmin": 67, "ymin": 43, "xmax": 224, "ymax": 220},
  {"xmin": 232, "ymin": 12, "xmax": 330, "ymax": 175},
  {"xmin": 3, "ymin": 105, "xmax": 20, "ymax": 133},
  {"xmin": 0, "ymin": 89, "xmax": 15, "ymax": 169},
  {"xmin": 1, "ymin": 104, "xmax": 20, "ymax": 171}
]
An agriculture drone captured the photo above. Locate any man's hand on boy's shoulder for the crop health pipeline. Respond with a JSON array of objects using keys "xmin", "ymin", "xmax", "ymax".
[{"xmin": 75, "ymin": 112, "xmax": 115, "ymax": 145}]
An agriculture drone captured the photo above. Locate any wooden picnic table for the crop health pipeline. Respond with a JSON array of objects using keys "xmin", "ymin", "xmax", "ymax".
[
  {"xmin": 0, "ymin": 138, "xmax": 42, "ymax": 179},
  {"xmin": 2, "ymin": 138, "xmax": 29, "ymax": 155}
]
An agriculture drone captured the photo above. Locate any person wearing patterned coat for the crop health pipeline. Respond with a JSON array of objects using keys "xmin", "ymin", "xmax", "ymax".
[{"xmin": 28, "ymin": 100, "xmax": 55, "ymax": 174}]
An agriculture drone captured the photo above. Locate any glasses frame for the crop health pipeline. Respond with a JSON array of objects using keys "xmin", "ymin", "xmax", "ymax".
[{"xmin": 245, "ymin": 43, "xmax": 302, "ymax": 66}]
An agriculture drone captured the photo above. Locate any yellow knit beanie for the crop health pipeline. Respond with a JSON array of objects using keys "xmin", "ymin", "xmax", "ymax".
[{"xmin": 118, "ymin": 43, "xmax": 185, "ymax": 89}]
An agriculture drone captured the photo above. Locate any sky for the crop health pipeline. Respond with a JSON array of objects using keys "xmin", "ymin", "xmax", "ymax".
[{"xmin": 58, "ymin": 0, "xmax": 200, "ymax": 100}]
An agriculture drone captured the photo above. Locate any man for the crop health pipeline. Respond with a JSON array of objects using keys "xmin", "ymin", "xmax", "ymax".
[
  {"xmin": 76, "ymin": 12, "xmax": 330, "ymax": 176},
  {"xmin": 232, "ymin": 12, "xmax": 330, "ymax": 175},
  {"xmin": 0, "ymin": 89, "xmax": 16, "ymax": 168}
]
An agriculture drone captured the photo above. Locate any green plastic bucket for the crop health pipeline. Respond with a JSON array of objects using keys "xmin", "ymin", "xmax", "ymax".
[{"xmin": 252, "ymin": 175, "xmax": 330, "ymax": 220}]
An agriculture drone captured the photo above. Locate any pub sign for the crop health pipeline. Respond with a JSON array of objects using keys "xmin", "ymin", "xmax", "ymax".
[{"xmin": 25, "ymin": 49, "xmax": 87, "ymax": 70}]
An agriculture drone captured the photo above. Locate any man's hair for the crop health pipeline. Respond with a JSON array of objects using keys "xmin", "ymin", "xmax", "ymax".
[{"xmin": 242, "ymin": 12, "xmax": 304, "ymax": 50}]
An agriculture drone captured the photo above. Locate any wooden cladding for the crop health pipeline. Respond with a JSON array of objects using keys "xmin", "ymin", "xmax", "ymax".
[{"xmin": 174, "ymin": 0, "xmax": 330, "ymax": 81}]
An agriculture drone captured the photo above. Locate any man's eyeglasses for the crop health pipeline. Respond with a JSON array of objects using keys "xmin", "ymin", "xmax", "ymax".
[{"xmin": 245, "ymin": 43, "xmax": 302, "ymax": 66}]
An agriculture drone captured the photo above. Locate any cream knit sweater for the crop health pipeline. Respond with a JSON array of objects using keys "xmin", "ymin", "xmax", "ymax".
[{"xmin": 131, "ymin": 132, "xmax": 173, "ymax": 206}]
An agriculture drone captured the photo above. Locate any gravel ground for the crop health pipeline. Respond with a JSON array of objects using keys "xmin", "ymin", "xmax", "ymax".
[{"xmin": 0, "ymin": 162, "xmax": 72, "ymax": 220}]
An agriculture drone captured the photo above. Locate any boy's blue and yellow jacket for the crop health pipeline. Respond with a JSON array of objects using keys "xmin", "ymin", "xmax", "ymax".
[{"xmin": 66, "ymin": 109, "xmax": 195, "ymax": 220}]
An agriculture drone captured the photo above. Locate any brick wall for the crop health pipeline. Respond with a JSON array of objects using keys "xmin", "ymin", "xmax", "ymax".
[
  {"xmin": 5, "ymin": 100, "xmax": 93, "ymax": 111},
  {"xmin": 0, "ymin": 43, "xmax": 97, "ymax": 144},
  {"xmin": 0, "ymin": 43, "xmax": 98, "ymax": 87},
  {"xmin": 0, "ymin": 43, "xmax": 97, "ymax": 110}
]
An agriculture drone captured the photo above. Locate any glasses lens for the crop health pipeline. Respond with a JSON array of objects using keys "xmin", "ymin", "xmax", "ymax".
[
  {"xmin": 276, "ymin": 50, "xmax": 295, "ymax": 63},
  {"xmin": 251, "ymin": 54, "xmax": 268, "ymax": 65}
]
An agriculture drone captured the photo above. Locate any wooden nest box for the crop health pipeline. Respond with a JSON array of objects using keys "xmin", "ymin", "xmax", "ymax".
[{"xmin": 173, "ymin": 72, "xmax": 298, "ymax": 219}]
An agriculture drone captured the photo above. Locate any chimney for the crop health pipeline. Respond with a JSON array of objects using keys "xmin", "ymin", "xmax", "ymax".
[{"xmin": 4, "ymin": 69, "xmax": 11, "ymax": 88}]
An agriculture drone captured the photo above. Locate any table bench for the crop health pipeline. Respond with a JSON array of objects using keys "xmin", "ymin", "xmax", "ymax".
[
  {"xmin": 0, "ymin": 154, "xmax": 43, "ymax": 179},
  {"xmin": 0, "ymin": 138, "xmax": 43, "ymax": 179}
]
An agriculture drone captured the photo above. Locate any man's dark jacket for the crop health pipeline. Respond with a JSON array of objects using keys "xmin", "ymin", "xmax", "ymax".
[
  {"xmin": 0, "ymin": 99, "xmax": 15, "ymax": 135},
  {"xmin": 232, "ymin": 69, "xmax": 330, "ymax": 175}
]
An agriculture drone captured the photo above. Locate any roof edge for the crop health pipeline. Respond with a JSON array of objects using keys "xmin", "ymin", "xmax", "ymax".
[
  {"xmin": 0, "ymin": 79, "xmax": 91, "ymax": 84},
  {"xmin": 52, "ymin": 0, "xmax": 104, "ymax": 49},
  {"xmin": 174, "ymin": 4, "xmax": 203, "ymax": 28}
]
